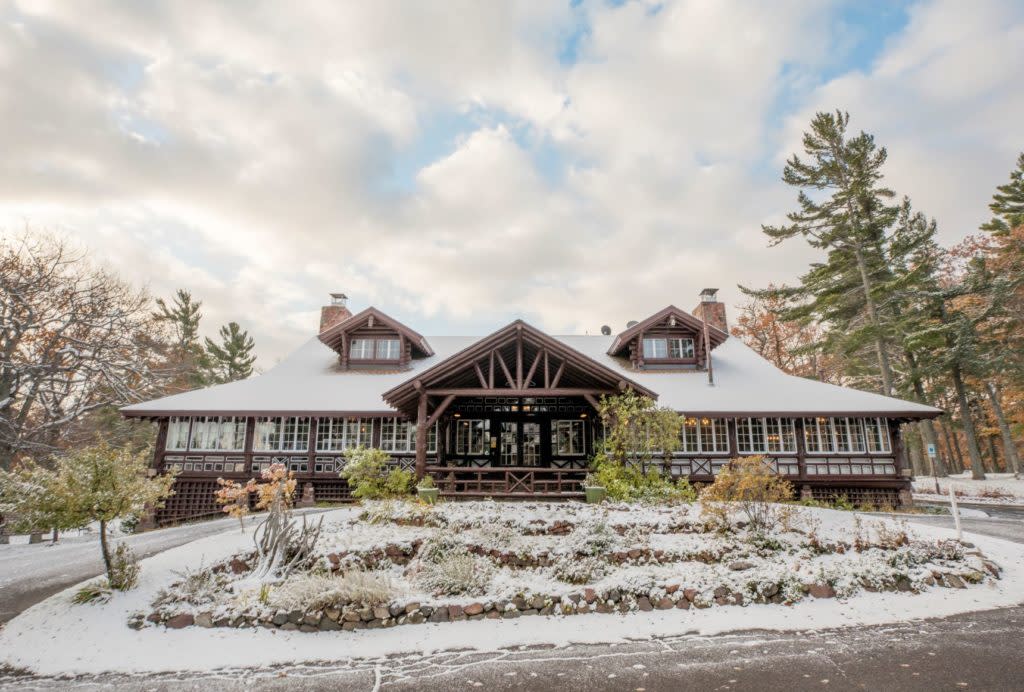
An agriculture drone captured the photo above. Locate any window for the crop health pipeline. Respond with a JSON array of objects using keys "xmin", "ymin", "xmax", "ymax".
[
  {"xmin": 350, "ymin": 339, "xmax": 374, "ymax": 359},
  {"xmin": 668, "ymin": 338, "xmax": 695, "ymax": 359},
  {"xmin": 166, "ymin": 417, "xmax": 191, "ymax": 451},
  {"xmin": 642, "ymin": 336, "xmax": 696, "ymax": 360},
  {"xmin": 642, "ymin": 338, "xmax": 668, "ymax": 359},
  {"xmin": 737, "ymin": 418, "xmax": 797, "ymax": 454},
  {"xmin": 552, "ymin": 420, "xmax": 585, "ymax": 455},
  {"xmin": 316, "ymin": 417, "xmax": 373, "ymax": 451},
  {"xmin": 455, "ymin": 419, "xmax": 488, "ymax": 455},
  {"xmin": 254, "ymin": 416, "xmax": 310, "ymax": 451},
  {"xmin": 381, "ymin": 419, "xmax": 414, "ymax": 452},
  {"xmin": 188, "ymin": 416, "xmax": 246, "ymax": 451},
  {"xmin": 375, "ymin": 339, "xmax": 401, "ymax": 360},
  {"xmin": 805, "ymin": 418, "xmax": 890, "ymax": 454},
  {"xmin": 864, "ymin": 418, "xmax": 892, "ymax": 453},
  {"xmin": 680, "ymin": 417, "xmax": 729, "ymax": 453},
  {"xmin": 378, "ymin": 419, "xmax": 438, "ymax": 453}
]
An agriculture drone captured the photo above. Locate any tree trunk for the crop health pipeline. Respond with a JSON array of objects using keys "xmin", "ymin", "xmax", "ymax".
[
  {"xmin": 940, "ymin": 419, "xmax": 962, "ymax": 473},
  {"xmin": 905, "ymin": 349, "xmax": 947, "ymax": 476},
  {"xmin": 908, "ymin": 438, "xmax": 925, "ymax": 477},
  {"xmin": 986, "ymin": 434, "xmax": 1000, "ymax": 472},
  {"xmin": 950, "ymin": 365, "xmax": 986, "ymax": 479},
  {"xmin": 853, "ymin": 246, "xmax": 895, "ymax": 396},
  {"xmin": 947, "ymin": 420, "xmax": 965, "ymax": 473},
  {"xmin": 99, "ymin": 519, "xmax": 113, "ymax": 583},
  {"xmin": 986, "ymin": 381, "xmax": 1021, "ymax": 476}
]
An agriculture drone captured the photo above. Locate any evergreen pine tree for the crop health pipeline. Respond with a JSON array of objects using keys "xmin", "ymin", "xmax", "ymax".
[
  {"xmin": 204, "ymin": 322, "xmax": 257, "ymax": 384},
  {"xmin": 981, "ymin": 152, "xmax": 1024, "ymax": 235},
  {"xmin": 752, "ymin": 110, "xmax": 900, "ymax": 395},
  {"xmin": 153, "ymin": 289, "xmax": 208, "ymax": 388}
]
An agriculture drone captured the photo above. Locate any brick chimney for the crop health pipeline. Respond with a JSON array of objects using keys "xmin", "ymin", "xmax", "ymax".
[
  {"xmin": 319, "ymin": 293, "xmax": 352, "ymax": 333},
  {"xmin": 692, "ymin": 288, "xmax": 727, "ymax": 332}
]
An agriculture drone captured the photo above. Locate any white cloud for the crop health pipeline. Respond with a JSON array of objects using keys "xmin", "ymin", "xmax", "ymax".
[{"xmin": 0, "ymin": 0, "xmax": 1021, "ymax": 363}]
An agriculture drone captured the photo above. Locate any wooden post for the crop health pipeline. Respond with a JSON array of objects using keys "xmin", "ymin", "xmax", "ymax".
[{"xmin": 415, "ymin": 392, "xmax": 428, "ymax": 479}]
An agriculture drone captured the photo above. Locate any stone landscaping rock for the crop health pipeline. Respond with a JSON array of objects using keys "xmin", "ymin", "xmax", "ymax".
[
  {"xmin": 656, "ymin": 597, "xmax": 673, "ymax": 610},
  {"xmin": 319, "ymin": 617, "xmax": 342, "ymax": 631},
  {"xmin": 808, "ymin": 583, "xmax": 836, "ymax": 599},
  {"xmin": 429, "ymin": 609, "xmax": 449, "ymax": 623},
  {"xmin": 729, "ymin": 560, "xmax": 755, "ymax": 571},
  {"xmin": 404, "ymin": 602, "xmax": 421, "ymax": 614},
  {"xmin": 325, "ymin": 607, "xmax": 341, "ymax": 621},
  {"xmin": 288, "ymin": 610, "xmax": 304, "ymax": 624},
  {"xmin": 272, "ymin": 612, "xmax": 289, "ymax": 626},
  {"xmin": 665, "ymin": 584, "xmax": 679, "ymax": 594},
  {"xmin": 373, "ymin": 606, "xmax": 390, "ymax": 620},
  {"xmin": 683, "ymin": 588, "xmax": 697, "ymax": 602},
  {"xmin": 146, "ymin": 612, "xmax": 162, "ymax": 624},
  {"xmin": 229, "ymin": 558, "xmax": 249, "ymax": 574},
  {"xmin": 464, "ymin": 602, "xmax": 484, "ymax": 616},
  {"xmin": 299, "ymin": 625, "xmax": 318, "ymax": 633},
  {"xmin": 530, "ymin": 595, "xmax": 546, "ymax": 610},
  {"xmin": 195, "ymin": 612, "xmax": 214, "ymax": 628},
  {"xmin": 389, "ymin": 604, "xmax": 405, "ymax": 617},
  {"xmin": 675, "ymin": 598, "xmax": 690, "ymax": 610},
  {"xmin": 280, "ymin": 622, "xmax": 298, "ymax": 631},
  {"xmin": 166, "ymin": 614, "xmax": 194, "ymax": 629},
  {"xmin": 944, "ymin": 574, "xmax": 966, "ymax": 589},
  {"xmin": 448, "ymin": 605, "xmax": 464, "ymax": 620},
  {"xmin": 303, "ymin": 613, "xmax": 321, "ymax": 627}
]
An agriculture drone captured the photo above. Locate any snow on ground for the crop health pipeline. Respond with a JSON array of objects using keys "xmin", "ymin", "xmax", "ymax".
[
  {"xmin": 914, "ymin": 472, "xmax": 1024, "ymax": 506},
  {"xmin": 1, "ymin": 503, "xmax": 1023, "ymax": 677}
]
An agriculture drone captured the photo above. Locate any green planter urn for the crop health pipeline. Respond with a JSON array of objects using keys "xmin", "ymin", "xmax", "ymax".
[
  {"xmin": 417, "ymin": 486, "xmax": 440, "ymax": 504},
  {"xmin": 584, "ymin": 486, "xmax": 607, "ymax": 504}
]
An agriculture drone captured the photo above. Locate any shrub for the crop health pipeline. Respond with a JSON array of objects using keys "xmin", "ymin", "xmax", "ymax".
[
  {"xmin": 590, "ymin": 452, "xmax": 697, "ymax": 503},
  {"xmin": 269, "ymin": 571, "xmax": 396, "ymax": 610},
  {"xmin": 153, "ymin": 565, "xmax": 229, "ymax": 608},
  {"xmin": 700, "ymin": 456, "xmax": 793, "ymax": 533},
  {"xmin": 552, "ymin": 554, "xmax": 607, "ymax": 584},
  {"xmin": 417, "ymin": 552, "xmax": 493, "ymax": 596},
  {"xmin": 417, "ymin": 475, "xmax": 435, "ymax": 489},
  {"xmin": 73, "ymin": 581, "xmax": 111, "ymax": 605},
  {"xmin": 108, "ymin": 542, "xmax": 140, "ymax": 591},
  {"xmin": 340, "ymin": 447, "xmax": 414, "ymax": 500},
  {"xmin": 570, "ymin": 515, "xmax": 620, "ymax": 556}
]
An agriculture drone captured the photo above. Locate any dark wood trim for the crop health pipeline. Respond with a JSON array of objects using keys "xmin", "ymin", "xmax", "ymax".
[
  {"xmin": 415, "ymin": 392, "xmax": 428, "ymax": 479},
  {"xmin": 425, "ymin": 387, "xmax": 617, "ymax": 397},
  {"xmin": 425, "ymin": 394, "xmax": 456, "ymax": 428}
]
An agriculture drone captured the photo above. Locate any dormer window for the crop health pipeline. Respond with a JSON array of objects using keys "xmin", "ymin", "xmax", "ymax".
[
  {"xmin": 350, "ymin": 337, "xmax": 402, "ymax": 361},
  {"xmin": 642, "ymin": 337, "xmax": 695, "ymax": 360},
  {"xmin": 375, "ymin": 338, "xmax": 401, "ymax": 360}
]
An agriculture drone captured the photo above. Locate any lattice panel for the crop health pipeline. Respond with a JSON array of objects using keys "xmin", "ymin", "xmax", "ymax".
[
  {"xmin": 312, "ymin": 479, "xmax": 352, "ymax": 503},
  {"xmin": 156, "ymin": 478, "xmax": 221, "ymax": 526},
  {"xmin": 810, "ymin": 486, "xmax": 901, "ymax": 509}
]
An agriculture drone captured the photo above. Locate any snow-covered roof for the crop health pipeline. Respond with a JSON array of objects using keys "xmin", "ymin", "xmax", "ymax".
[{"xmin": 122, "ymin": 334, "xmax": 940, "ymax": 418}]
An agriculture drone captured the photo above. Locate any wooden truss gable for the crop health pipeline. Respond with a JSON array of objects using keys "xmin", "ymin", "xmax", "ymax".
[
  {"xmin": 382, "ymin": 320, "xmax": 657, "ymax": 418},
  {"xmin": 318, "ymin": 306, "xmax": 434, "ymax": 360},
  {"xmin": 607, "ymin": 305, "xmax": 729, "ymax": 359}
]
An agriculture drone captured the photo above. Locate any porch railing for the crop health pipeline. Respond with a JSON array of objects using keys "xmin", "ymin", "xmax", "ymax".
[{"xmin": 424, "ymin": 465, "xmax": 586, "ymax": 497}]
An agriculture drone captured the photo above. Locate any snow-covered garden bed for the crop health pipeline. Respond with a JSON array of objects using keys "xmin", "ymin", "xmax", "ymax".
[{"xmin": 2, "ymin": 500, "xmax": 1023, "ymax": 677}]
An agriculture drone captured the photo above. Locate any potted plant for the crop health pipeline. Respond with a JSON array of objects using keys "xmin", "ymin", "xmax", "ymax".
[
  {"xmin": 416, "ymin": 475, "xmax": 439, "ymax": 504},
  {"xmin": 582, "ymin": 473, "xmax": 606, "ymax": 504}
]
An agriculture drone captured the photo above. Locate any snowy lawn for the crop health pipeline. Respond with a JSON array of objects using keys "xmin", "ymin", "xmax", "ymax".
[
  {"xmin": 2, "ymin": 500, "xmax": 1023, "ymax": 677},
  {"xmin": 913, "ymin": 472, "xmax": 1024, "ymax": 506}
]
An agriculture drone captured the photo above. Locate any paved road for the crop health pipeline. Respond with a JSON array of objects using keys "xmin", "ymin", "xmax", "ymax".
[
  {"xmin": 0, "ymin": 510, "xmax": 325, "ymax": 624},
  {"xmin": 1, "ymin": 507, "xmax": 1021, "ymax": 691}
]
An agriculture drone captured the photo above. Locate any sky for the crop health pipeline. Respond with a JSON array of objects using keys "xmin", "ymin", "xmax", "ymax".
[{"xmin": 1, "ymin": 0, "xmax": 1021, "ymax": 367}]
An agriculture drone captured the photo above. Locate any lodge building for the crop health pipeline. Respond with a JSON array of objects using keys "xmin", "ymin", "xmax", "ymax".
[{"xmin": 123, "ymin": 290, "xmax": 940, "ymax": 525}]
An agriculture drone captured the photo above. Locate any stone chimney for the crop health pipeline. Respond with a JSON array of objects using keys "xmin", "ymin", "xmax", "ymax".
[
  {"xmin": 319, "ymin": 292, "xmax": 352, "ymax": 333},
  {"xmin": 692, "ymin": 288, "xmax": 727, "ymax": 332}
]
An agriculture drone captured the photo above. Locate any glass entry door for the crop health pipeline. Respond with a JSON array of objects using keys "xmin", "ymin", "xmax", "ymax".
[
  {"xmin": 522, "ymin": 422, "xmax": 541, "ymax": 466},
  {"xmin": 498, "ymin": 421, "xmax": 518, "ymax": 466}
]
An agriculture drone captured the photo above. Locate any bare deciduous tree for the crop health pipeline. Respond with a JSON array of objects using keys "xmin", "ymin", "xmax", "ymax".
[{"xmin": 0, "ymin": 232, "xmax": 169, "ymax": 469}]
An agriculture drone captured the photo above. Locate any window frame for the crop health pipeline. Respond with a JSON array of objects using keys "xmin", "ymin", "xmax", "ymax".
[
  {"xmin": 253, "ymin": 416, "xmax": 310, "ymax": 452},
  {"xmin": 552, "ymin": 419, "xmax": 586, "ymax": 456},
  {"xmin": 187, "ymin": 416, "xmax": 246, "ymax": 452},
  {"xmin": 679, "ymin": 417, "xmax": 729, "ymax": 454},
  {"xmin": 640, "ymin": 334, "xmax": 698, "ymax": 363},
  {"xmin": 737, "ymin": 417, "xmax": 797, "ymax": 454}
]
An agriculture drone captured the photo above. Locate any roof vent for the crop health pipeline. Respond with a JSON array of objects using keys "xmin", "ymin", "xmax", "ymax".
[{"xmin": 600, "ymin": 325, "xmax": 612, "ymax": 336}]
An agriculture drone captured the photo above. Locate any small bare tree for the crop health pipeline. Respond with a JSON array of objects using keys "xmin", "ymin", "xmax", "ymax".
[{"xmin": 246, "ymin": 464, "xmax": 322, "ymax": 584}]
